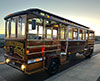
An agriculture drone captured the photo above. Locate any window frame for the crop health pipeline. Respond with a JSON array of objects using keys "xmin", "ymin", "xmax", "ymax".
[
  {"xmin": 79, "ymin": 29, "xmax": 83, "ymax": 40},
  {"xmin": 6, "ymin": 19, "xmax": 10, "ymax": 38},
  {"xmin": 10, "ymin": 18, "xmax": 16, "ymax": 38},
  {"xmin": 28, "ymin": 16, "xmax": 44, "ymax": 40},
  {"xmin": 46, "ymin": 27, "xmax": 52, "ymax": 39},
  {"xmin": 89, "ymin": 31, "xmax": 94, "ymax": 40},
  {"xmin": 68, "ymin": 27, "xmax": 73, "ymax": 40},
  {"xmin": 17, "ymin": 15, "xmax": 26, "ymax": 38},
  {"xmin": 5, "ymin": 15, "xmax": 26, "ymax": 39},
  {"xmin": 52, "ymin": 28, "xmax": 58, "ymax": 39},
  {"xmin": 45, "ymin": 19, "xmax": 59, "ymax": 40},
  {"xmin": 60, "ymin": 24, "xmax": 67, "ymax": 40},
  {"xmin": 73, "ymin": 28, "xmax": 78, "ymax": 40}
]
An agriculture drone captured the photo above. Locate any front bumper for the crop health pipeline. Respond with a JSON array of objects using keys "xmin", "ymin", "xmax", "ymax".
[{"xmin": 4, "ymin": 54, "xmax": 44, "ymax": 75}]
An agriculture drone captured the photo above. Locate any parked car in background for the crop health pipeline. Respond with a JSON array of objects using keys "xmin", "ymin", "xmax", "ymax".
[{"xmin": 0, "ymin": 34, "xmax": 5, "ymax": 48}]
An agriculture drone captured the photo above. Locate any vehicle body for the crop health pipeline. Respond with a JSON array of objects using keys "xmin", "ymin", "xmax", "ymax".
[{"xmin": 4, "ymin": 8, "xmax": 95, "ymax": 75}]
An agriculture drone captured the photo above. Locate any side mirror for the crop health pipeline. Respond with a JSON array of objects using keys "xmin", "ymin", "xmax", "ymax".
[{"xmin": 32, "ymin": 20, "xmax": 36, "ymax": 30}]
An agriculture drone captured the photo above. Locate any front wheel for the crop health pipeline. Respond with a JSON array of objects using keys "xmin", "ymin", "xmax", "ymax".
[
  {"xmin": 46, "ymin": 59, "xmax": 59, "ymax": 76},
  {"xmin": 84, "ymin": 49, "xmax": 93, "ymax": 58}
]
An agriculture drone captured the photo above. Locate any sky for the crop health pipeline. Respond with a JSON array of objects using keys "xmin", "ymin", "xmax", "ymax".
[{"xmin": 0, "ymin": 0, "xmax": 100, "ymax": 36}]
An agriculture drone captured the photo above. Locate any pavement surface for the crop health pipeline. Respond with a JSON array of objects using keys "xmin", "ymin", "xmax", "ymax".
[
  {"xmin": 0, "ymin": 44, "xmax": 100, "ymax": 81},
  {"xmin": 45, "ymin": 53, "xmax": 100, "ymax": 81},
  {"xmin": 95, "ymin": 41, "xmax": 100, "ymax": 44},
  {"xmin": 45, "ymin": 44, "xmax": 100, "ymax": 81}
]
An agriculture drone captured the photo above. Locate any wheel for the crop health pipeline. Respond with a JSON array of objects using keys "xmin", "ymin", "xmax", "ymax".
[
  {"xmin": 46, "ymin": 59, "xmax": 59, "ymax": 76},
  {"xmin": 84, "ymin": 49, "xmax": 93, "ymax": 58}
]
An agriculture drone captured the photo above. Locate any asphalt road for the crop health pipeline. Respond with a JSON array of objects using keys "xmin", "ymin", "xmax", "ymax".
[{"xmin": 0, "ymin": 44, "xmax": 100, "ymax": 81}]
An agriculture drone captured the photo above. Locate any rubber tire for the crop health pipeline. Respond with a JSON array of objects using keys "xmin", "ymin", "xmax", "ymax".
[
  {"xmin": 85, "ymin": 49, "xmax": 93, "ymax": 58},
  {"xmin": 46, "ymin": 59, "xmax": 59, "ymax": 76}
]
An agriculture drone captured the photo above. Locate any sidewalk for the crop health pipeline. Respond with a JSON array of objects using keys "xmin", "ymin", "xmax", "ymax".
[{"xmin": 45, "ymin": 53, "xmax": 100, "ymax": 81}]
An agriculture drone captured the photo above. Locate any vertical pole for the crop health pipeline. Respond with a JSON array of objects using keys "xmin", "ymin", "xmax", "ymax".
[
  {"xmin": 42, "ymin": 19, "xmax": 45, "ymax": 68},
  {"xmin": 77, "ymin": 28, "xmax": 78, "ymax": 40},
  {"xmin": 58, "ymin": 24, "xmax": 60, "ymax": 40},
  {"xmin": 78, "ymin": 28, "xmax": 80, "ymax": 40},
  {"xmin": 5, "ymin": 21, "xmax": 7, "ymax": 38},
  {"xmin": 16, "ymin": 18, "xmax": 17, "ymax": 38},
  {"xmin": 64, "ymin": 27, "xmax": 67, "ymax": 39},
  {"xmin": 51, "ymin": 27, "xmax": 53, "ymax": 39},
  {"xmin": 88, "ymin": 30, "xmax": 89, "ymax": 40},
  {"xmin": 65, "ymin": 25, "xmax": 69, "ymax": 55},
  {"xmin": 37, "ymin": 25, "xmax": 39, "ymax": 36},
  {"xmin": 25, "ymin": 15, "xmax": 28, "ymax": 61},
  {"xmin": 9, "ymin": 20, "xmax": 11, "ymax": 38},
  {"xmin": 43, "ymin": 19, "xmax": 45, "ymax": 39}
]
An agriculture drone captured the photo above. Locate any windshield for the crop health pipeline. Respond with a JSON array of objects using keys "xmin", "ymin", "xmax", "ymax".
[
  {"xmin": 28, "ymin": 17, "xmax": 43, "ymax": 40},
  {"xmin": 5, "ymin": 16, "xmax": 26, "ymax": 38}
]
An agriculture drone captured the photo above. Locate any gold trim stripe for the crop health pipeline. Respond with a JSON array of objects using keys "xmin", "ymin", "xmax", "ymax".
[
  {"xmin": 27, "ymin": 49, "xmax": 60, "ymax": 55},
  {"xmin": 27, "ymin": 39, "xmax": 54, "ymax": 41},
  {"xmin": 27, "ymin": 44, "xmax": 61, "ymax": 48},
  {"xmin": 27, "ymin": 39, "xmax": 86, "ymax": 42}
]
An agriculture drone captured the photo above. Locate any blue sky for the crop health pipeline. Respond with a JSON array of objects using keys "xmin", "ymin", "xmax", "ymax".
[{"xmin": 0, "ymin": 0, "xmax": 100, "ymax": 35}]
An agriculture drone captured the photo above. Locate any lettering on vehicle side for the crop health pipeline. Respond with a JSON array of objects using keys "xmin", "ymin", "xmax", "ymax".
[{"xmin": 6, "ymin": 41, "xmax": 25, "ymax": 60}]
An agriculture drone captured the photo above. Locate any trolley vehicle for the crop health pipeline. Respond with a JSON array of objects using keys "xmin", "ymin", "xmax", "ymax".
[{"xmin": 4, "ymin": 8, "xmax": 95, "ymax": 75}]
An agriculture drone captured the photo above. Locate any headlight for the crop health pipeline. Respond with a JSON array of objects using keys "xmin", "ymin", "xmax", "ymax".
[
  {"xmin": 5, "ymin": 58, "xmax": 10, "ymax": 63},
  {"xmin": 4, "ymin": 46, "xmax": 6, "ymax": 49},
  {"xmin": 21, "ymin": 64, "xmax": 26, "ymax": 71}
]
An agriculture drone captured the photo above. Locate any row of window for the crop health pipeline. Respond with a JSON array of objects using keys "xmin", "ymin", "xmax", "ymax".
[
  {"xmin": 6, "ymin": 16, "xmax": 94, "ymax": 40},
  {"xmin": 28, "ymin": 18, "xmax": 67, "ymax": 40},
  {"xmin": 68, "ymin": 27, "xmax": 87, "ymax": 40},
  {"xmin": 6, "ymin": 16, "xmax": 26, "ymax": 38},
  {"xmin": 28, "ymin": 18, "xmax": 94, "ymax": 40}
]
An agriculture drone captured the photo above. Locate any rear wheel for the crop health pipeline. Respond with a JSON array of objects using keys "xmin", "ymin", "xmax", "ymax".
[
  {"xmin": 84, "ymin": 48, "xmax": 93, "ymax": 58},
  {"xmin": 46, "ymin": 59, "xmax": 59, "ymax": 76}
]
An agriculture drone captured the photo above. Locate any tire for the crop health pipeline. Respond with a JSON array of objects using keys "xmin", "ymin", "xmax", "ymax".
[
  {"xmin": 46, "ymin": 59, "xmax": 59, "ymax": 76},
  {"xmin": 84, "ymin": 49, "xmax": 93, "ymax": 58}
]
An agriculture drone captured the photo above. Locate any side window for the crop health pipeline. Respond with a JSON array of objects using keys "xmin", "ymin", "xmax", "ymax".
[
  {"xmin": 60, "ymin": 24, "xmax": 67, "ymax": 40},
  {"xmin": 53, "ymin": 29, "xmax": 57, "ymax": 39},
  {"xmin": 86, "ymin": 31, "xmax": 88, "ymax": 40},
  {"xmin": 45, "ymin": 20, "xmax": 58, "ymax": 40},
  {"xmin": 73, "ymin": 28, "xmax": 78, "ymax": 40},
  {"xmin": 68, "ymin": 27, "xmax": 73, "ymax": 40},
  {"xmin": 6, "ymin": 20, "xmax": 10, "ymax": 38},
  {"xmin": 11, "ymin": 18, "xmax": 16, "ymax": 38},
  {"xmin": 17, "ymin": 16, "xmax": 25, "ymax": 38},
  {"xmin": 79, "ymin": 29, "xmax": 83, "ymax": 40},
  {"xmin": 83, "ymin": 30, "xmax": 86, "ymax": 40},
  {"xmin": 38, "ymin": 25, "xmax": 43, "ymax": 37},
  {"xmin": 89, "ymin": 32, "xmax": 94, "ymax": 40},
  {"xmin": 45, "ymin": 20, "xmax": 52, "ymax": 39},
  {"xmin": 22, "ymin": 17, "xmax": 26, "ymax": 36},
  {"xmin": 61, "ymin": 27, "xmax": 65, "ymax": 39},
  {"xmin": 47, "ymin": 28, "xmax": 52, "ymax": 39}
]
